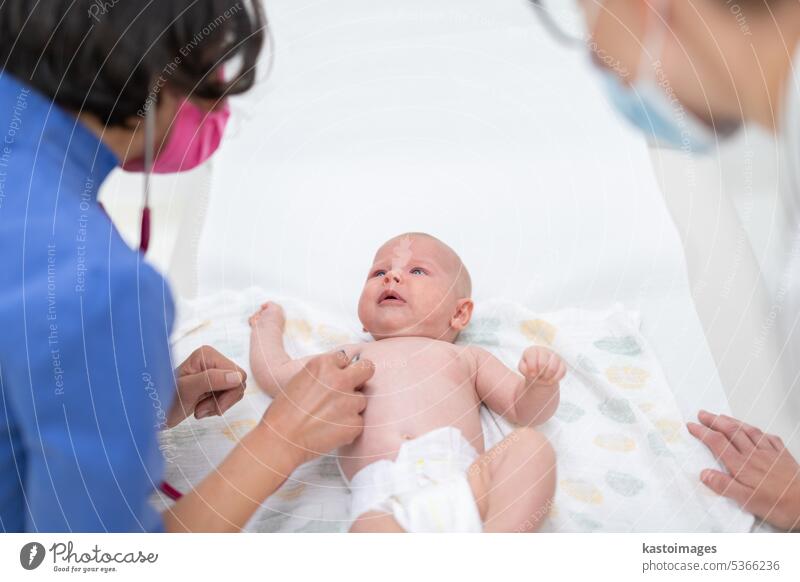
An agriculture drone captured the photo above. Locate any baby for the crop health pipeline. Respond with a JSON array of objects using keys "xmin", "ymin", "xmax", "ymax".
[{"xmin": 249, "ymin": 233, "xmax": 564, "ymax": 532}]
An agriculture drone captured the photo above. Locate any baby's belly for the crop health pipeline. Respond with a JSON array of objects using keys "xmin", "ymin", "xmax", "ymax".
[{"xmin": 338, "ymin": 378, "xmax": 484, "ymax": 481}]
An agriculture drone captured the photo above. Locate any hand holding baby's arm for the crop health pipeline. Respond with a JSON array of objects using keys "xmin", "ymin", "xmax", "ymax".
[{"xmin": 249, "ymin": 301, "xmax": 360, "ymax": 398}]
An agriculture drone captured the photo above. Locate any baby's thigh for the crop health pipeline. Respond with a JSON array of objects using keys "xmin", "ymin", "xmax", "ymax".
[
  {"xmin": 467, "ymin": 428, "xmax": 556, "ymax": 531},
  {"xmin": 349, "ymin": 511, "xmax": 405, "ymax": 533}
]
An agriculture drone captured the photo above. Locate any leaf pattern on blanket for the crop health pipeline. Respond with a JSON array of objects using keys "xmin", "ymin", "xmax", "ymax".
[
  {"xmin": 162, "ymin": 289, "xmax": 755, "ymax": 533},
  {"xmin": 555, "ymin": 401, "xmax": 586, "ymax": 423},
  {"xmin": 638, "ymin": 402, "xmax": 656, "ymax": 414},
  {"xmin": 561, "ymin": 479, "xmax": 604, "ymax": 504},
  {"xmin": 593, "ymin": 433, "xmax": 637, "ymax": 452},
  {"xmin": 569, "ymin": 511, "xmax": 602, "ymax": 531},
  {"xmin": 598, "ymin": 398, "xmax": 636, "ymax": 424},
  {"xmin": 286, "ymin": 319, "xmax": 313, "ymax": 342},
  {"xmin": 316, "ymin": 324, "xmax": 352, "ymax": 349},
  {"xmin": 520, "ymin": 319, "xmax": 557, "ymax": 346},
  {"xmin": 593, "ymin": 335, "xmax": 641, "ymax": 356},
  {"xmin": 647, "ymin": 431, "xmax": 674, "ymax": 457},
  {"xmin": 576, "ymin": 354, "xmax": 599, "ymax": 375},
  {"xmin": 460, "ymin": 317, "xmax": 502, "ymax": 347},
  {"xmin": 655, "ymin": 419, "xmax": 683, "ymax": 443},
  {"xmin": 605, "ymin": 471, "xmax": 646, "ymax": 497},
  {"xmin": 605, "ymin": 366, "xmax": 650, "ymax": 389}
]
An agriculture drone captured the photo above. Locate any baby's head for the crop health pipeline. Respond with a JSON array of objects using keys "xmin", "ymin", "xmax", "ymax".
[{"xmin": 358, "ymin": 233, "xmax": 473, "ymax": 343}]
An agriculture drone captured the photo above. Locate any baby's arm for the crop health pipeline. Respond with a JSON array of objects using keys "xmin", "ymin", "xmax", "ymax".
[
  {"xmin": 248, "ymin": 303, "xmax": 310, "ymax": 397},
  {"xmin": 471, "ymin": 346, "xmax": 565, "ymax": 426},
  {"xmin": 249, "ymin": 302, "xmax": 361, "ymax": 397}
]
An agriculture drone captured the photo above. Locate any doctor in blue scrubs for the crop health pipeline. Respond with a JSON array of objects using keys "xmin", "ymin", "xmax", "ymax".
[{"xmin": 0, "ymin": 1, "xmax": 373, "ymax": 532}]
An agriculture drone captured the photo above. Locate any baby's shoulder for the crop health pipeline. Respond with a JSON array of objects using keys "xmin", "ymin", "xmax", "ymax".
[{"xmin": 452, "ymin": 343, "xmax": 488, "ymax": 372}]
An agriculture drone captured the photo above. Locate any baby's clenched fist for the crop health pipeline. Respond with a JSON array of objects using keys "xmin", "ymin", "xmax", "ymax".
[
  {"xmin": 518, "ymin": 346, "xmax": 566, "ymax": 386},
  {"xmin": 249, "ymin": 301, "xmax": 286, "ymax": 331}
]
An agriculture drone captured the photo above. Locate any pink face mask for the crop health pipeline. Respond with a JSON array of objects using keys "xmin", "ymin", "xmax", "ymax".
[
  {"xmin": 123, "ymin": 99, "xmax": 230, "ymax": 173},
  {"xmin": 122, "ymin": 99, "xmax": 230, "ymax": 254}
]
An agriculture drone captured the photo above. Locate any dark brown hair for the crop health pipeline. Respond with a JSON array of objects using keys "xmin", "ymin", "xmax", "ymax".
[{"xmin": 0, "ymin": 1, "xmax": 266, "ymax": 126}]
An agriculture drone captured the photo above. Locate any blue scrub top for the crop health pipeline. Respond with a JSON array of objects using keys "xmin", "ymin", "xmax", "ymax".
[{"xmin": 0, "ymin": 73, "xmax": 176, "ymax": 532}]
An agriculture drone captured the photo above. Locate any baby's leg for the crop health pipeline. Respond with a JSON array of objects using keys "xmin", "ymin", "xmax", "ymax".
[
  {"xmin": 349, "ymin": 511, "xmax": 405, "ymax": 533},
  {"xmin": 468, "ymin": 427, "xmax": 556, "ymax": 533},
  {"xmin": 350, "ymin": 428, "xmax": 554, "ymax": 533}
]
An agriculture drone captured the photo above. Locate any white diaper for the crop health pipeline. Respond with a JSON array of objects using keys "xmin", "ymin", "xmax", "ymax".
[{"xmin": 346, "ymin": 426, "xmax": 483, "ymax": 532}]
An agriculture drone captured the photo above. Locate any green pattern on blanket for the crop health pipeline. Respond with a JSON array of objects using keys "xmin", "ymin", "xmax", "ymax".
[
  {"xmin": 593, "ymin": 336, "xmax": 642, "ymax": 356},
  {"xmin": 157, "ymin": 289, "xmax": 754, "ymax": 533}
]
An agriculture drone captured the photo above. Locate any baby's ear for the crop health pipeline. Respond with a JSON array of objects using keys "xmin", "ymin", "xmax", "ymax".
[{"xmin": 450, "ymin": 298, "xmax": 474, "ymax": 332}]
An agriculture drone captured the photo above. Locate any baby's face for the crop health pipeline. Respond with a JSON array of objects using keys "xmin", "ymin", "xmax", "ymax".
[{"xmin": 358, "ymin": 235, "xmax": 472, "ymax": 342}]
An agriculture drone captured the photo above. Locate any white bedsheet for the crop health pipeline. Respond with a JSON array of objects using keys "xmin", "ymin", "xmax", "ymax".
[
  {"xmin": 157, "ymin": 288, "xmax": 753, "ymax": 532},
  {"xmin": 195, "ymin": 0, "xmax": 729, "ymax": 421}
]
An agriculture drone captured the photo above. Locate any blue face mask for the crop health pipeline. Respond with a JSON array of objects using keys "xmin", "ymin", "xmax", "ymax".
[
  {"xmin": 586, "ymin": 0, "xmax": 738, "ymax": 153},
  {"xmin": 596, "ymin": 64, "xmax": 718, "ymax": 154}
]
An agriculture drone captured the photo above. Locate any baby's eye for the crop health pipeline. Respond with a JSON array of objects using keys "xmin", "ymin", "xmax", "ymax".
[
  {"xmin": 372, "ymin": 270, "xmax": 386, "ymax": 278},
  {"xmin": 410, "ymin": 268, "xmax": 426, "ymax": 276}
]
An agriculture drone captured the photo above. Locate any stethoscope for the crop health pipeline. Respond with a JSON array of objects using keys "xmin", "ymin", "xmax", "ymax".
[
  {"xmin": 139, "ymin": 105, "xmax": 155, "ymax": 255},
  {"xmin": 140, "ymin": 107, "xmax": 176, "ymax": 499}
]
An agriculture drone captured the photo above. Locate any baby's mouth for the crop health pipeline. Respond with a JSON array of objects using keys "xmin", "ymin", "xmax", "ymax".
[{"xmin": 378, "ymin": 290, "xmax": 406, "ymax": 305}]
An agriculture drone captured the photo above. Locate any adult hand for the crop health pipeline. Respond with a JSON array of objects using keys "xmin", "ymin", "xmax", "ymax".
[
  {"xmin": 261, "ymin": 349, "xmax": 374, "ymax": 467},
  {"xmin": 167, "ymin": 345, "xmax": 248, "ymax": 428},
  {"xmin": 688, "ymin": 410, "xmax": 800, "ymax": 531}
]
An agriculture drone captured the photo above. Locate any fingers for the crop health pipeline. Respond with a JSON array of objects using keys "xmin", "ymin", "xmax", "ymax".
[
  {"xmin": 344, "ymin": 413, "xmax": 365, "ymax": 443},
  {"xmin": 355, "ymin": 391, "xmax": 368, "ymax": 413},
  {"xmin": 556, "ymin": 359, "xmax": 567, "ymax": 381},
  {"xmin": 698, "ymin": 410, "xmax": 781, "ymax": 452},
  {"xmin": 697, "ymin": 411, "xmax": 755, "ymax": 454},
  {"xmin": 520, "ymin": 348, "xmax": 565, "ymax": 384},
  {"xmin": 194, "ymin": 394, "xmax": 217, "ymax": 419},
  {"xmin": 333, "ymin": 349, "xmax": 353, "ymax": 369},
  {"xmin": 180, "ymin": 367, "xmax": 246, "ymax": 421},
  {"xmin": 185, "ymin": 345, "xmax": 247, "ymax": 382},
  {"xmin": 308, "ymin": 350, "xmax": 374, "ymax": 389},
  {"xmin": 195, "ymin": 386, "xmax": 245, "ymax": 419},
  {"xmin": 547, "ymin": 354, "xmax": 566, "ymax": 382},
  {"xmin": 306, "ymin": 349, "xmax": 355, "ymax": 371},
  {"xmin": 214, "ymin": 385, "xmax": 246, "ymax": 414},
  {"xmin": 700, "ymin": 468, "xmax": 755, "ymax": 509},
  {"xmin": 202, "ymin": 368, "xmax": 246, "ymax": 391},
  {"xmin": 687, "ymin": 421, "xmax": 745, "ymax": 475},
  {"xmin": 768, "ymin": 434, "xmax": 785, "ymax": 452},
  {"xmin": 338, "ymin": 358, "xmax": 376, "ymax": 390},
  {"xmin": 249, "ymin": 302, "xmax": 286, "ymax": 329}
]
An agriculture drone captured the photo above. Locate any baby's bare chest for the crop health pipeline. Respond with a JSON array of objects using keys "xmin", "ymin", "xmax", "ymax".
[{"xmin": 357, "ymin": 338, "xmax": 478, "ymax": 413}]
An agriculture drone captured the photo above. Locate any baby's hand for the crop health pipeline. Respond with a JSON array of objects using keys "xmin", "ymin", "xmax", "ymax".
[
  {"xmin": 518, "ymin": 346, "xmax": 566, "ymax": 386},
  {"xmin": 248, "ymin": 301, "xmax": 286, "ymax": 331}
]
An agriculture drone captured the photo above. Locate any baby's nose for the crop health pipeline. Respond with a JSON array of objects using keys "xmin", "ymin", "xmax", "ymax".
[{"xmin": 383, "ymin": 270, "xmax": 401, "ymax": 284}]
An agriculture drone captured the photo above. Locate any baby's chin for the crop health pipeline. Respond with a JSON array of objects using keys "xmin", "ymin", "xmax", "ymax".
[
  {"xmin": 362, "ymin": 319, "xmax": 456, "ymax": 342},
  {"xmin": 368, "ymin": 329, "xmax": 439, "ymax": 341}
]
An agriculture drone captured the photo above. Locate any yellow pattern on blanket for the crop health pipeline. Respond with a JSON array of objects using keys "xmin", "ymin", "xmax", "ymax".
[{"xmin": 157, "ymin": 288, "xmax": 755, "ymax": 533}]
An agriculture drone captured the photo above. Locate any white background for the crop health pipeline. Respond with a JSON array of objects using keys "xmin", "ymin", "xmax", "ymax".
[
  {"xmin": 98, "ymin": 0, "xmax": 797, "ymax": 450},
  {"xmin": 1, "ymin": 533, "xmax": 798, "ymax": 580}
]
